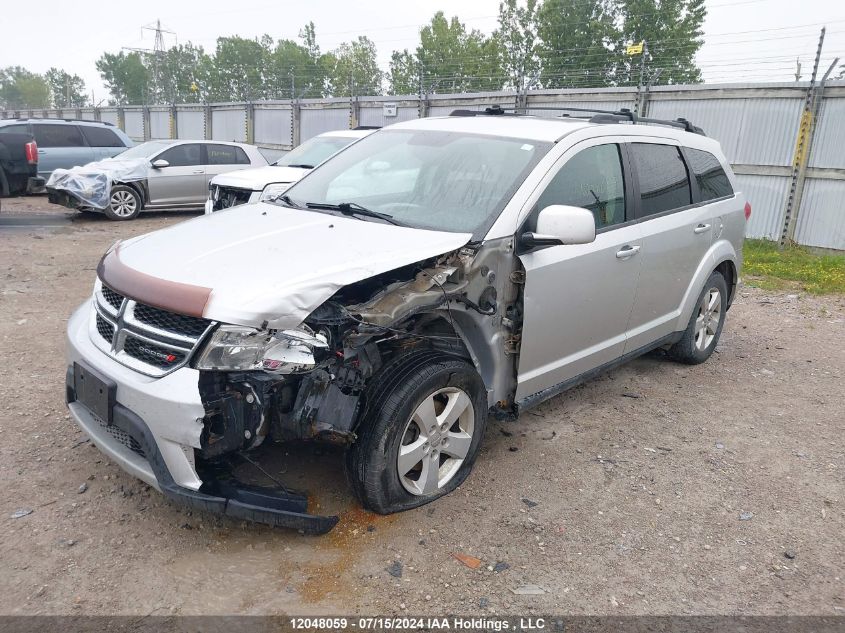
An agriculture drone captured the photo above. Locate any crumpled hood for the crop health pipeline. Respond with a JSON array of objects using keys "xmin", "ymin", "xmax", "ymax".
[
  {"xmin": 107, "ymin": 202, "xmax": 472, "ymax": 329},
  {"xmin": 211, "ymin": 165, "xmax": 308, "ymax": 191}
]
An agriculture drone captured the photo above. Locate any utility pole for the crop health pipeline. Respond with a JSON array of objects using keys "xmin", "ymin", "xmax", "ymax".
[
  {"xmin": 635, "ymin": 40, "xmax": 649, "ymax": 115},
  {"xmin": 779, "ymin": 27, "xmax": 826, "ymax": 248},
  {"xmin": 794, "ymin": 58, "xmax": 802, "ymax": 82},
  {"xmin": 123, "ymin": 19, "xmax": 175, "ymax": 105}
]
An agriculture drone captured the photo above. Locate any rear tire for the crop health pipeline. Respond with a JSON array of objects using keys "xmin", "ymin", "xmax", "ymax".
[
  {"xmin": 104, "ymin": 185, "xmax": 141, "ymax": 221},
  {"xmin": 667, "ymin": 271, "xmax": 728, "ymax": 365},
  {"xmin": 345, "ymin": 351, "xmax": 487, "ymax": 514}
]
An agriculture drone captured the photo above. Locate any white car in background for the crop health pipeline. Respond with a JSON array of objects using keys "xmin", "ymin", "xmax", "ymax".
[{"xmin": 205, "ymin": 128, "xmax": 376, "ymax": 213}]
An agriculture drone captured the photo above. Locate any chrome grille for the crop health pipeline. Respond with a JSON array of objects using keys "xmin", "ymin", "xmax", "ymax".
[{"xmin": 92, "ymin": 283, "xmax": 215, "ymax": 377}]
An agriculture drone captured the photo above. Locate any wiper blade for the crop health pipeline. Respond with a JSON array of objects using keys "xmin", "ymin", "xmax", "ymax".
[
  {"xmin": 284, "ymin": 163, "xmax": 315, "ymax": 169},
  {"xmin": 304, "ymin": 201, "xmax": 402, "ymax": 226}
]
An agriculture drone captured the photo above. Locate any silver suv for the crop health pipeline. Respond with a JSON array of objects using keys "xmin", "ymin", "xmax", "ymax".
[{"xmin": 65, "ymin": 109, "xmax": 747, "ymax": 534}]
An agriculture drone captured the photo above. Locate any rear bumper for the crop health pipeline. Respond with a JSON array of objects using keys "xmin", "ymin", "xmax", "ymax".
[
  {"xmin": 65, "ymin": 303, "xmax": 339, "ymax": 534},
  {"xmin": 27, "ymin": 176, "xmax": 45, "ymax": 194}
]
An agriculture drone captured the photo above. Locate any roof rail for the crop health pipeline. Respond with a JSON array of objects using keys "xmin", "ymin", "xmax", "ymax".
[
  {"xmin": 448, "ymin": 104, "xmax": 705, "ymax": 136},
  {"xmin": 352, "ymin": 125, "xmax": 381, "ymax": 130},
  {"xmin": 8, "ymin": 117, "xmax": 115, "ymax": 126}
]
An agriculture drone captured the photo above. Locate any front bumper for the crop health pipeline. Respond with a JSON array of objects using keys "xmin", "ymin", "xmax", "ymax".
[
  {"xmin": 47, "ymin": 187, "xmax": 83, "ymax": 210},
  {"xmin": 65, "ymin": 303, "xmax": 339, "ymax": 534},
  {"xmin": 204, "ymin": 189, "xmax": 261, "ymax": 214}
]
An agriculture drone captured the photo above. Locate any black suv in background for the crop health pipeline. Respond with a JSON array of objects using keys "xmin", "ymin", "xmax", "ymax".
[
  {"xmin": 0, "ymin": 129, "xmax": 41, "ymax": 198},
  {"xmin": 0, "ymin": 119, "xmax": 134, "ymax": 181}
]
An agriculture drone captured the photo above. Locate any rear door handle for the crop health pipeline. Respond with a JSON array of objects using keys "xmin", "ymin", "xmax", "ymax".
[
  {"xmin": 616, "ymin": 245, "xmax": 641, "ymax": 259},
  {"xmin": 191, "ymin": 169, "xmax": 204, "ymax": 174},
  {"xmin": 694, "ymin": 223, "xmax": 711, "ymax": 234}
]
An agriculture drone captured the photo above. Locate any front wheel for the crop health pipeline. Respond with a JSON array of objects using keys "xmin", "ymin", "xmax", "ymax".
[
  {"xmin": 345, "ymin": 352, "xmax": 487, "ymax": 514},
  {"xmin": 104, "ymin": 185, "xmax": 141, "ymax": 221},
  {"xmin": 667, "ymin": 271, "xmax": 728, "ymax": 364}
]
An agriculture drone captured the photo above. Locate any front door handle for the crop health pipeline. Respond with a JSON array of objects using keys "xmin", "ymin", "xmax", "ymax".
[
  {"xmin": 191, "ymin": 169, "xmax": 204, "ymax": 174},
  {"xmin": 616, "ymin": 245, "xmax": 641, "ymax": 259},
  {"xmin": 694, "ymin": 223, "xmax": 711, "ymax": 234}
]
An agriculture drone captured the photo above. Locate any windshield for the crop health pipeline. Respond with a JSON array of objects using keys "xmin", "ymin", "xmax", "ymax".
[
  {"xmin": 114, "ymin": 141, "xmax": 174, "ymax": 159},
  {"xmin": 280, "ymin": 129, "xmax": 551, "ymax": 234},
  {"xmin": 273, "ymin": 135, "xmax": 357, "ymax": 167}
]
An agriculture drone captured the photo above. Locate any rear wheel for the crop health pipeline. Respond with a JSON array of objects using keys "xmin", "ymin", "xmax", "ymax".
[
  {"xmin": 667, "ymin": 271, "xmax": 728, "ymax": 364},
  {"xmin": 104, "ymin": 185, "xmax": 141, "ymax": 221},
  {"xmin": 345, "ymin": 352, "xmax": 487, "ymax": 514}
]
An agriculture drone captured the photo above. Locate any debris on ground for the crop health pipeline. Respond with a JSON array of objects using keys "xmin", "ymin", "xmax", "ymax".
[
  {"xmin": 10, "ymin": 509, "xmax": 33, "ymax": 519},
  {"xmin": 77, "ymin": 483, "xmax": 88, "ymax": 494},
  {"xmin": 739, "ymin": 512, "xmax": 754, "ymax": 521},
  {"xmin": 784, "ymin": 551, "xmax": 796, "ymax": 559},
  {"xmin": 493, "ymin": 562, "xmax": 510, "ymax": 572},
  {"xmin": 511, "ymin": 584, "xmax": 546, "ymax": 595},
  {"xmin": 386, "ymin": 561, "xmax": 403, "ymax": 578},
  {"xmin": 522, "ymin": 498, "xmax": 539, "ymax": 508},
  {"xmin": 452, "ymin": 552, "xmax": 482, "ymax": 569}
]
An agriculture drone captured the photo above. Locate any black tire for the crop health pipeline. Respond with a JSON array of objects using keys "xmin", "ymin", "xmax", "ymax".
[
  {"xmin": 345, "ymin": 351, "xmax": 487, "ymax": 514},
  {"xmin": 667, "ymin": 271, "xmax": 728, "ymax": 365},
  {"xmin": 103, "ymin": 185, "xmax": 141, "ymax": 221}
]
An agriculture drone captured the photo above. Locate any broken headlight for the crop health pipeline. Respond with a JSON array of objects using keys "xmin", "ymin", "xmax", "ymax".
[
  {"xmin": 194, "ymin": 325, "xmax": 328, "ymax": 374},
  {"xmin": 259, "ymin": 183, "xmax": 290, "ymax": 202}
]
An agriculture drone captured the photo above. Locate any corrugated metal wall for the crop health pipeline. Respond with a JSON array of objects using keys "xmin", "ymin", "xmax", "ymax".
[
  {"xmin": 300, "ymin": 106, "xmax": 349, "ymax": 142},
  {"xmin": 794, "ymin": 178, "xmax": 845, "ymax": 250},
  {"xmin": 123, "ymin": 109, "xmax": 144, "ymax": 140},
  {"xmin": 148, "ymin": 109, "xmax": 171, "ymax": 139},
  {"xmin": 254, "ymin": 105, "xmax": 293, "ymax": 147},
  {"xmin": 176, "ymin": 109, "xmax": 204, "ymax": 140},
  {"xmin": 809, "ymin": 96, "xmax": 845, "ymax": 169},
  {"xmin": 211, "ymin": 107, "xmax": 246, "ymax": 142}
]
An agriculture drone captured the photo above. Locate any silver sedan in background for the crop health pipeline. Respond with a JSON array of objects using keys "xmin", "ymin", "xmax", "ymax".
[{"xmin": 46, "ymin": 140, "xmax": 267, "ymax": 220}]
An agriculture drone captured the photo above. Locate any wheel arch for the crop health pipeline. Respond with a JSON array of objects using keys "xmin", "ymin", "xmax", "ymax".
[{"xmin": 673, "ymin": 239, "xmax": 740, "ymax": 333}]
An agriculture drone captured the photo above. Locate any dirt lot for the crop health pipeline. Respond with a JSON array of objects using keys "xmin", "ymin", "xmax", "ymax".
[{"xmin": 1, "ymin": 195, "xmax": 843, "ymax": 617}]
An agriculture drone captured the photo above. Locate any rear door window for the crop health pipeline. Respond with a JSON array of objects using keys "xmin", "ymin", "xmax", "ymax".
[
  {"xmin": 685, "ymin": 148, "xmax": 733, "ymax": 201},
  {"xmin": 206, "ymin": 144, "xmax": 250, "ymax": 165},
  {"xmin": 157, "ymin": 143, "xmax": 202, "ymax": 167},
  {"xmin": 629, "ymin": 143, "xmax": 692, "ymax": 217},
  {"xmin": 32, "ymin": 123, "xmax": 85, "ymax": 148},
  {"xmin": 80, "ymin": 125, "xmax": 125, "ymax": 148}
]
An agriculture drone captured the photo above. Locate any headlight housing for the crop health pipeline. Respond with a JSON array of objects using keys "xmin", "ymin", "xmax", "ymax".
[
  {"xmin": 194, "ymin": 325, "xmax": 328, "ymax": 373},
  {"xmin": 259, "ymin": 183, "xmax": 290, "ymax": 202}
]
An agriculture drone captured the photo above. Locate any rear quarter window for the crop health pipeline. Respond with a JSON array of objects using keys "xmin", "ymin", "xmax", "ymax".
[
  {"xmin": 80, "ymin": 125, "xmax": 125, "ymax": 148},
  {"xmin": 0, "ymin": 124, "xmax": 30, "ymax": 135},
  {"xmin": 685, "ymin": 148, "xmax": 733, "ymax": 201},
  {"xmin": 32, "ymin": 123, "xmax": 85, "ymax": 148}
]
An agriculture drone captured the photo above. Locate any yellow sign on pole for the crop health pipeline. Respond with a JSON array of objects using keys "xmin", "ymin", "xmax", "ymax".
[{"xmin": 626, "ymin": 42, "xmax": 644, "ymax": 55}]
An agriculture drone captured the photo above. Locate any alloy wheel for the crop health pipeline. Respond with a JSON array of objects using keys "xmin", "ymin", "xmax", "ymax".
[
  {"xmin": 694, "ymin": 288, "xmax": 721, "ymax": 351},
  {"xmin": 397, "ymin": 387, "xmax": 475, "ymax": 496},
  {"xmin": 110, "ymin": 190, "xmax": 137, "ymax": 217}
]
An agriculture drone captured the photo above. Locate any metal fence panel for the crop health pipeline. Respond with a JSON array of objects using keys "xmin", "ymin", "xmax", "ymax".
[
  {"xmin": 211, "ymin": 107, "xmax": 246, "ymax": 142},
  {"xmin": 124, "ymin": 109, "xmax": 144, "ymax": 140},
  {"xmin": 149, "ymin": 109, "xmax": 171, "ymax": 139},
  {"xmin": 794, "ymin": 178, "xmax": 845, "ymax": 249},
  {"xmin": 176, "ymin": 109, "xmax": 205, "ymax": 139},
  {"xmin": 735, "ymin": 174, "xmax": 790, "ymax": 240},
  {"xmin": 100, "ymin": 109, "xmax": 119, "ymax": 126},
  {"xmin": 254, "ymin": 106, "xmax": 293, "ymax": 146},
  {"xmin": 809, "ymin": 96, "xmax": 845, "ymax": 169},
  {"xmin": 300, "ymin": 107, "xmax": 349, "ymax": 142},
  {"xmin": 79, "ymin": 109, "xmax": 98, "ymax": 121},
  {"xmin": 359, "ymin": 104, "xmax": 419, "ymax": 127}
]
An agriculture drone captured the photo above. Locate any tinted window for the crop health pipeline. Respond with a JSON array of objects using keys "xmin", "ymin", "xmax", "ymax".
[
  {"xmin": 33, "ymin": 124, "xmax": 85, "ymax": 148},
  {"xmin": 157, "ymin": 143, "xmax": 202, "ymax": 167},
  {"xmin": 0, "ymin": 124, "xmax": 29, "ymax": 135},
  {"xmin": 275, "ymin": 136, "xmax": 354, "ymax": 167},
  {"xmin": 629, "ymin": 143, "xmax": 691, "ymax": 217},
  {"xmin": 685, "ymin": 148, "xmax": 733, "ymax": 201},
  {"xmin": 80, "ymin": 125, "xmax": 125, "ymax": 148},
  {"xmin": 535, "ymin": 144, "xmax": 626, "ymax": 229},
  {"xmin": 206, "ymin": 144, "xmax": 249, "ymax": 165}
]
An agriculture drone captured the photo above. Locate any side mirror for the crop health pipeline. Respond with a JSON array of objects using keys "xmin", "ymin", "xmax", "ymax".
[
  {"xmin": 151, "ymin": 159, "xmax": 169, "ymax": 169},
  {"xmin": 520, "ymin": 205, "xmax": 596, "ymax": 250}
]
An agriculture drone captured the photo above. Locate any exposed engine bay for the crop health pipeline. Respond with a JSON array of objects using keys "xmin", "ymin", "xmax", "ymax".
[{"xmin": 195, "ymin": 238, "xmax": 522, "ymax": 465}]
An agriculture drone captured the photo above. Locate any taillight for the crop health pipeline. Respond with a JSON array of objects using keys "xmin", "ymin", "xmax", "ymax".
[
  {"xmin": 25, "ymin": 141, "xmax": 37, "ymax": 165},
  {"xmin": 744, "ymin": 201, "xmax": 752, "ymax": 221}
]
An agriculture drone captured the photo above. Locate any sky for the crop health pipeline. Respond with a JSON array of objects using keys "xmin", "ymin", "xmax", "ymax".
[{"xmin": 1, "ymin": 0, "xmax": 844, "ymax": 103}]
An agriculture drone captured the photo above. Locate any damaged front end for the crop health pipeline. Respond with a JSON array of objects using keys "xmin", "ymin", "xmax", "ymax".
[{"xmin": 191, "ymin": 241, "xmax": 519, "ymax": 531}]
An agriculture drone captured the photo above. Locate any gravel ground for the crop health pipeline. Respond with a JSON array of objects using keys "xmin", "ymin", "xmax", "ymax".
[{"xmin": 1, "ymin": 195, "xmax": 843, "ymax": 616}]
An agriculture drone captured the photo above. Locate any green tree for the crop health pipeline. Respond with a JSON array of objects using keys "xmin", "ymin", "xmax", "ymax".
[
  {"xmin": 208, "ymin": 35, "xmax": 274, "ymax": 101},
  {"xmin": 324, "ymin": 36, "xmax": 383, "ymax": 97},
  {"xmin": 536, "ymin": 0, "xmax": 619, "ymax": 88},
  {"xmin": 267, "ymin": 24, "xmax": 329, "ymax": 99},
  {"xmin": 496, "ymin": 0, "xmax": 540, "ymax": 92},
  {"xmin": 0, "ymin": 67, "xmax": 51, "ymax": 109},
  {"xmin": 150, "ymin": 43, "xmax": 212, "ymax": 103},
  {"xmin": 389, "ymin": 50, "xmax": 419, "ymax": 95},
  {"xmin": 45, "ymin": 68, "xmax": 88, "ymax": 107},
  {"xmin": 616, "ymin": 0, "xmax": 705, "ymax": 85},
  {"xmin": 96, "ymin": 52, "xmax": 149, "ymax": 104}
]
